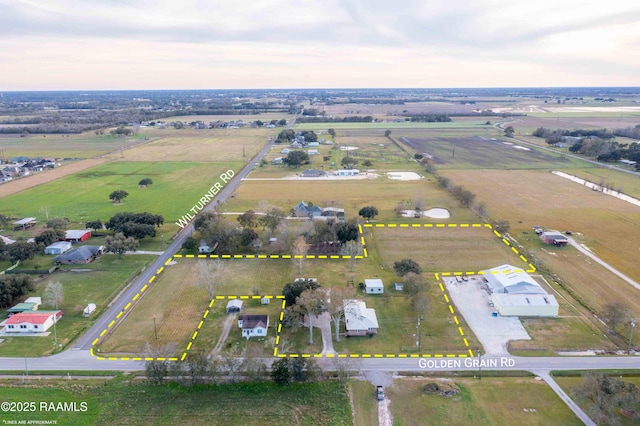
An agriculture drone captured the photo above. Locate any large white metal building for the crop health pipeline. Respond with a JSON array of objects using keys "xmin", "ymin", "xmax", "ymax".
[{"xmin": 482, "ymin": 264, "xmax": 559, "ymax": 317}]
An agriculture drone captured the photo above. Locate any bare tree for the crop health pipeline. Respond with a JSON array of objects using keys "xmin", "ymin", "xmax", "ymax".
[
  {"xmin": 198, "ymin": 259, "xmax": 226, "ymax": 300},
  {"xmin": 602, "ymin": 301, "xmax": 631, "ymax": 333},
  {"xmin": 332, "ymin": 355, "xmax": 361, "ymax": 382},
  {"xmin": 295, "ymin": 288, "xmax": 326, "ymax": 345},
  {"xmin": 291, "ymin": 235, "xmax": 309, "ymax": 274},
  {"xmin": 326, "ymin": 287, "xmax": 354, "ymax": 342},
  {"xmin": 43, "ymin": 281, "xmax": 64, "ymax": 309},
  {"xmin": 340, "ymin": 240, "xmax": 360, "ymax": 271}
]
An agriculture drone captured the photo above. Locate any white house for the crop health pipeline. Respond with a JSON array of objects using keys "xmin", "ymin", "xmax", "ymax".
[
  {"xmin": 44, "ymin": 241, "xmax": 72, "ymax": 255},
  {"xmin": 364, "ymin": 278, "xmax": 384, "ymax": 294},
  {"xmin": 238, "ymin": 314, "xmax": 269, "ymax": 339},
  {"xmin": 3, "ymin": 311, "xmax": 62, "ymax": 333},
  {"xmin": 344, "ymin": 300, "xmax": 379, "ymax": 336},
  {"xmin": 334, "ymin": 169, "xmax": 360, "ymax": 177}
]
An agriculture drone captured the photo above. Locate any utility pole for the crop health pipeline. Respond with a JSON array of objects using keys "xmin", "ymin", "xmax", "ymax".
[
  {"xmin": 629, "ymin": 319, "xmax": 636, "ymax": 355},
  {"xmin": 52, "ymin": 314, "xmax": 58, "ymax": 351},
  {"xmin": 416, "ymin": 317, "xmax": 421, "ymax": 352},
  {"xmin": 478, "ymin": 350, "xmax": 482, "ymax": 380},
  {"xmin": 154, "ymin": 317, "xmax": 158, "ymax": 341}
]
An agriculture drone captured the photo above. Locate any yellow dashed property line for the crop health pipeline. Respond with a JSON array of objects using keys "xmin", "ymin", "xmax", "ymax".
[
  {"xmin": 164, "ymin": 258, "xmax": 172, "ymax": 266},
  {"xmin": 148, "ymin": 276, "xmax": 155, "ymax": 284},
  {"xmin": 464, "ymin": 338, "xmax": 469, "ymax": 347},
  {"xmin": 186, "ymin": 254, "xmax": 194, "ymax": 258},
  {"xmin": 181, "ymin": 353, "xmax": 187, "ymax": 361},
  {"xmin": 92, "ymin": 338, "xmax": 99, "ymax": 346},
  {"xmin": 174, "ymin": 254, "xmax": 183, "ymax": 258},
  {"xmin": 424, "ymin": 224, "xmax": 433, "ymax": 227},
  {"xmin": 493, "ymin": 230, "xmax": 501, "ymax": 237},
  {"xmin": 444, "ymin": 294, "xmax": 450, "ymax": 303},
  {"xmin": 108, "ymin": 320, "xmax": 115, "ymax": 328},
  {"xmin": 454, "ymin": 316, "xmax": 459, "ymax": 325},
  {"xmin": 99, "ymin": 329, "xmax": 107, "ymax": 337},
  {"xmin": 502, "ymin": 238, "xmax": 510, "ymax": 246},
  {"xmin": 458, "ymin": 327, "xmax": 464, "ymax": 336},
  {"xmin": 511, "ymin": 246, "xmax": 519, "ymax": 254},
  {"xmin": 116, "ymin": 312, "xmax": 123, "ymax": 319},
  {"xmin": 140, "ymin": 284, "xmax": 148, "ymax": 293},
  {"xmin": 439, "ymin": 282, "xmax": 444, "ymax": 292},
  {"xmin": 363, "ymin": 248, "xmax": 368, "ymax": 257},
  {"xmin": 449, "ymin": 305, "xmax": 454, "ymax": 314},
  {"xmin": 447, "ymin": 224, "xmax": 457, "ymax": 228}
]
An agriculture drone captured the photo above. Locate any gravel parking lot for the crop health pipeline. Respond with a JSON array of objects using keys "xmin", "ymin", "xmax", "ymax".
[{"xmin": 444, "ymin": 276, "xmax": 531, "ymax": 355}]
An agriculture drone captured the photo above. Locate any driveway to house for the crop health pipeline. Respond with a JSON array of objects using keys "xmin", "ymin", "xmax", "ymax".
[
  {"xmin": 212, "ymin": 314, "xmax": 236, "ymax": 355},
  {"xmin": 567, "ymin": 236, "xmax": 640, "ymax": 291},
  {"xmin": 314, "ymin": 312, "xmax": 335, "ymax": 355}
]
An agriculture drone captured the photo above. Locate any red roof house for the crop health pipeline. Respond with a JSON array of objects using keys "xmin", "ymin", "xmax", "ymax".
[{"xmin": 3, "ymin": 311, "xmax": 63, "ymax": 333}]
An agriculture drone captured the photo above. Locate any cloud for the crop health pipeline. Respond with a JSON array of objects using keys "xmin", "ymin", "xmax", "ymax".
[{"xmin": 0, "ymin": 0, "xmax": 638, "ymax": 89}]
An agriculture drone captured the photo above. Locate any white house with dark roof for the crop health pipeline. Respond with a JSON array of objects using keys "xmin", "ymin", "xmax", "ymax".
[
  {"xmin": 343, "ymin": 300, "xmax": 379, "ymax": 336},
  {"xmin": 238, "ymin": 314, "xmax": 269, "ymax": 339}
]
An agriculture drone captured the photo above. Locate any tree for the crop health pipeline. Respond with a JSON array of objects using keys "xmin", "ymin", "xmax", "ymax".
[
  {"xmin": 340, "ymin": 156, "xmax": 358, "ymax": 168},
  {"xmin": 105, "ymin": 212, "xmax": 163, "ymax": 239},
  {"xmin": 358, "ymin": 206, "xmax": 378, "ymax": 221},
  {"xmin": 85, "ymin": 219, "xmax": 103, "ymax": 231},
  {"xmin": 0, "ymin": 214, "xmax": 9, "ymax": 228},
  {"xmin": 194, "ymin": 211, "xmax": 222, "ymax": 233},
  {"xmin": 295, "ymin": 288, "xmax": 327, "ymax": 344},
  {"xmin": 292, "ymin": 235, "xmax": 309, "ymax": 274},
  {"xmin": 109, "ymin": 190, "xmax": 129, "ymax": 204},
  {"xmin": 278, "ymin": 118, "xmax": 287, "ymax": 126},
  {"xmin": 271, "ymin": 358, "xmax": 291, "ymax": 385},
  {"xmin": 46, "ymin": 217, "xmax": 69, "ymax": 231},
  {"xmin": 0, "ymin": 275, "xmax": 34, "ymax": 308},
  {"xmin": 363, "ymin": 159, "xmax": 373, "ymax": 167},
  {"xmin": 572, "ymin": 373, "xmax": 640, "ymax": 424},
  {"xmin": 340, "ymin": 240, "xmax": 360, "ymax": 271},
  {"xmin": 384, "ymin": 129, "xmax": 392, "ymax": 138},
  {"xmin": 412, "ymin": 291, "xmax": 430, "ymax": 317},
  {"xmin": 138, "ymin": 178, "xmax": 153, "ymax": 187},
  {"xmin": 326, "ymin": 287, "xmax": 354, "ymax": 342},
  {"xmin": 327, "ymin": 128, "xmax": 336, "ymax": 138},
  {"xmin": 394, "ymin": 259, "xmax": 422, "ymax": 276},
  {"xmin": 336, "ymin": 219, "xmax": 358, "ymax": 244},
  {"xmin": 255, "ymin": 120, "xmax": 264, "ymax": 127},
  {"xmin": 601, "ymin": 301, "xmax": 632, "ymax": 333},
  {"xmin": 43, "ymin": 281, "xmax": 64, "ymax": 309},
  {"xmin": 173, "ymin": 121, "xmax": 184, "ymax": 129},
  {"xmin": 282, "ymin": 278, "xmax": 321, "ymax": 306},
  {"xmin": 504, "ymin": 126, "xmax": 515, "ymax": 138},
  {"xmin": 494, "ymin": 220, "xmax": 510, "ymax": 234},
  {"xmin": 105, "ymin": 232, "xmax": 139, "ymax": 258},
  {"xmin": 402, "ymin": 272, "xmax": 427, "ymax": 296},
  {"xmin": 35, "ymin": 229, "xmax": 64, "ymax": 247},
  {"xmin": 197, "ymin": 259, "xmax": 226, "ymax": 300},
  {"xmin": 6, "ymin": 241, "xmax": 38, "ymax": 262},
  {"xmin": 284, "ymin": 150, "xmax": 310, "ymax": 168},
  {"xmin": 260, "ymin": 208, "xmax": 286, "ymax": 235},
  {"xmin": 237, "ymin": 210, "xmax": 258, "ymax": 229},
  {"xmin": 460, "ymin": 190, "xmax": 476, "ymax": 208}
]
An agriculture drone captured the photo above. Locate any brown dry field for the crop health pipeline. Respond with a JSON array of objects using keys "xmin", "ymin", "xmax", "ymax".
[
  {"xmin": 369, "ymin": 226, "xmax": 520, "ymax": 273},
  {"xmin": 99, "ymin": 261, "xmax": 209, "ymax": 356},
  {"xmin": 442, "ymin": 169, "xmax": 640, "ymax": 316},
  {"xmin": 0, "ymin": 158, "xmax": 106, "ymax": 198},
  {"xmin": 102, "ymin": 128, "xmax": 274, "ymax": 162},
  {"xmin": 512, "ymin": 115, "xmax": 640, "ymax": 133}
]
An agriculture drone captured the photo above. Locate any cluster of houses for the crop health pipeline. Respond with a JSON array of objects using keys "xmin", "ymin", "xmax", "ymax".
[
  {"xmin": 271, "ymin": 131, "xmax": 332, "ymax": 165},
  {"xmin": 147, "ymin": 119, "xmax": 279, "ymax": 130},
  {"xmin": 0, "ymin": 157, "xmax": 60, "ymax": 183}
]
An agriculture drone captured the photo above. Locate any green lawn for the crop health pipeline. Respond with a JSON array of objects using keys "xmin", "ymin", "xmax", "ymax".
[
  {"xmin": 0, "ymin": 161, "xmax": 242, "ymax": 224},
  {"xmin": 389, "ymin": 377, "xmax": 582, "ymax": 426},
  {"xmin": 0, "ymin": 254, "xmax": 155, "ymax": 357},
  {"xmin": 0, "ymin": 378, "xmax": 353, "ymax": 426}
]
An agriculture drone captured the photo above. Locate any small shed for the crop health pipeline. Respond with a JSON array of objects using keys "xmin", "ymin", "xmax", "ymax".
[
  {"xmin": 65, "ymin": 230, "xmax": 91, "ymax": 242},
  {"xmin": 393, "ymin": 283, "xmax": 404, "ymax": 292},
  {"xmin": 226, "ymin": 299, "xmax": 243, "ymax": 313},
  {"xmin": 364, "ymin": 279, "xmax": 384, "ymax": 294},
  {"xmin": 13, "ymin": 217, "xmax": 37, "ymax": 230},
  {"xmin": 261, "ymin": 297, "xmax": 271, "ymax": 305},
  {"xmin": 8, "ymin": 302, "xmax": 38, "ymax": 314},
  {"xmin": 83, "ymin": 303, "xmax": 96, "ymax": 317},
  {"xmin": 45, "ymin": 241, "xmax": 72, "ymax": 255}
]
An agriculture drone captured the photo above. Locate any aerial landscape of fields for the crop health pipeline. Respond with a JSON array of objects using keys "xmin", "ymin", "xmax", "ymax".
[{"xmin": 1, "ymin": 1, "xmax": 640, "ymax": 424}]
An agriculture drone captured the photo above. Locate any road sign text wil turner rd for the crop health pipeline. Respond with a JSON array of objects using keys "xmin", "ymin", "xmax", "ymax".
[{"xmin": 175, "ymin": 169, "xmax": 235, "ymax": 228}]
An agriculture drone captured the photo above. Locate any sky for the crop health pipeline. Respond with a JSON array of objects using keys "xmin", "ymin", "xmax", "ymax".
[{"xmin": 0, "ymin": 0, "xmax": 639, "ymax": 90}]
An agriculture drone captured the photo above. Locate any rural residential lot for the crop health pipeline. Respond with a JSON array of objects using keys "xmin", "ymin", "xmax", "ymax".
[{"xmin": 1, "ymin": 88, "xmax": 640, "ymax": 425}]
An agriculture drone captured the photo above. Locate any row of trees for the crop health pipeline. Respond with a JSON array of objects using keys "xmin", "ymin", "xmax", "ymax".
[{"xmin": 0, "ymin": 275, "xmax": 34, "ymax": 307}]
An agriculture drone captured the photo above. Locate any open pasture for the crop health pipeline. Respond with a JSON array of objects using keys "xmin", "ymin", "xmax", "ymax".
[
  {"xmin": 388, "ymin": 377, "xmax": 582, "ymax": 426},
  {"xmin": 223, "ymin": 179, "xmax": 476, "ymax": 222},
  {"xmin": 0, "ymin": 132, "xmax": 148, "ymax": 159},
  {"xmin": 294, "ymin": 119, "xmax": 492, "ymax": 131},
  {"xmin": 0, "ymin": 161, "xmax": 242, "ymax": 223},
  {"xmin": 509, "ymin": 114, "xmax": 640, "ymax": 134},
  {"xmin": 398, "ymin": 134, "xmax": 578, "ymax": 170},
  {"xmin": 368, "ymin": 226, "xmax": 520, "ymax": 273},
  {"xmin": 103, "ymin": 127, "xmax": 274, "ymax": 162},
  {"xmin": 442, "ymin": 169, "xmax": 640, "ymax": 282}
]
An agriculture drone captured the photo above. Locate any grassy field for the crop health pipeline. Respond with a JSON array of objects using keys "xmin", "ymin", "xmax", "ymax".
[
  {"xmin": 98, "ymin": 258, "xmax": 211, "ymax": 356},
  {"xmin": 294, "ymin": 120, "xmax": 493, "ymax": 130},
  {"xmin": 103, "ymin": 127, "xmax": 274, "ymax": 162},
  {"xmin": 442, "ymin": 169, "xmax": 640, "ymax": 319},
  {"xmin": 388, "ymin": 377, "xmax": 582, "ymax": 425},
  {"xmin": 0, "ymin": 161, "xmax": 242, "ymax": 224},
  {"xmin": 368, "ymin": 226, "xmax": 519, "ymax": 273},
  {"xmin": 0, "ymin": 132, "xmax": 149, "ymax": 158},
  {"xmin": 0, "ymin": 378, "xmax": 352, "ymax": 425},
  {"xmin": 223, "ymin": 179, "xmax": 477, "ymax": 222},
  {"xmin": 350, "ymin": 380, "xmax": 378, "ymax": 426},
  {"xmin": 0, "ymin": 254, "xmax": 155, "ymax": 357}
]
